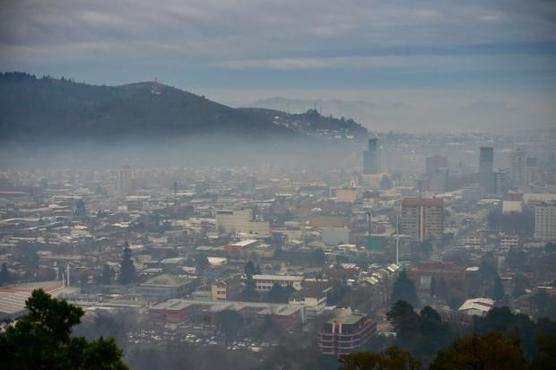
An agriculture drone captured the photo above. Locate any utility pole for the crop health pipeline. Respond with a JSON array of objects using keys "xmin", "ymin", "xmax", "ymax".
[
  {"xmin": 395, "ymin": 215, "xmax": 400, "ymax": 265},
  {"xmin": 366, "ymin": 211, "xmax": 372, "ymax": 248}
]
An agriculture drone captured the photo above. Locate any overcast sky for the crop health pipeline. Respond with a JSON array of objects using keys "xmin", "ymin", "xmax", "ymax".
[{"xmin": 1, "ymin": 0, "xmax": 555, "ymax": 132}]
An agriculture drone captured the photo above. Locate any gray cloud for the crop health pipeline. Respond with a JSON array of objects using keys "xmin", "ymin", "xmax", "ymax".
[{"xmin": 1, "ymin": 0, "xmax": 555, "ymax": 67}]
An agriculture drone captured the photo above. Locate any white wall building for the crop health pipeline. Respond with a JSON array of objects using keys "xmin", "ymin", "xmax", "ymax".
[
  {"xmin": 252, "ymin": 274, "xmax": 303, "ymax": 292},
  {"xmin": 216, "ymin": 209, "xmax": 270, "ymax": 235},
  {"xmin": 534, "ymin": 203, "xmax": 556, "ymax": 241}
]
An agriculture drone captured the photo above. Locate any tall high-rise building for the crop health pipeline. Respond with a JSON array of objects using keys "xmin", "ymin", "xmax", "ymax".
[
  {"xmin": 118, "ymin": 165, "xmax": 132, "ymax": 196},
  {"xmin": 534, "ymin": 202, "xmax": 556, "ymax": 241},
  {"xmin": 479, "ymin": 147, "xmax": 495, "ymax": 194},
  {"xmin": 401, "ymin": 197, "xmax": 444, "ymax": 242},
  {"xmin": 362, "ymin": 138, "xmax": 379, "ymax": 174},
  {"xmin": 425, "ymin": 155, "xmax": 448, "ymax": 176},
  {"xmin": 494, "ymin": 169, "xmax": 510, "ymax": 195},
  {"xmin": 510, "ymin": 149, "xmax": 527, "ymax": 190},
  {"xmin": 526, "ymin": 157, "xmax": 539, "ymax": 187},
  {"xmin": 428, "ymin": 168, "xmax": 449, "ymax": 193}
]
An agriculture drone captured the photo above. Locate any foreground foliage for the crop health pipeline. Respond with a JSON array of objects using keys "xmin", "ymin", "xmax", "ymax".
[
  {"xmin": 339, "ymin": 347, "xmax": 422, "ymax": 370},
  {"xmin": 0, "ymin": 289, "xmax": 128, "ymax": 370}
]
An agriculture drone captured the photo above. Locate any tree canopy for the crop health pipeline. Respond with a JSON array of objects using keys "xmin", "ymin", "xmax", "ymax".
[
  {"xmin": 0, "ymin": 262, "xmax": 10, "ymax": 285},
  {"xmin": 387, "ymin": 301, "xmax": 455, "ymax": 362},
  {"xmin": 430, "ymin": 334, "xmax": 528, "ymax": 370},
  {"xmin": 339, "ymin": 346, "xmax": 422, "ymax": 370},
  {"xmin": 118, "ymin": 242, "xmax": 136, "ymax": 285},
  {"xmin": 0, "ymin": 289, "xmax": 128, "ymax": 370},
  {"xmin": 391, "ymin": 270, "xmax": 420, "ymax": 308},
  {"xmin": 267, "ymin": 283, "xmax": 295, "ymax": 303},
  {"xmin": 215, "ymin": 309, "xmax": 243, "ymax": 342}
]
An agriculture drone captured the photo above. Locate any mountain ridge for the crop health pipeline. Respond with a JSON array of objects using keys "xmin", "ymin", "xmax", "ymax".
[{"xmin": 0, "ymin": 72, "xmax": 368, "ymax": 143}]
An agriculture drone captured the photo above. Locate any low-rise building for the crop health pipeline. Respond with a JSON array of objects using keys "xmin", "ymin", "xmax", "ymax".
[
  {"xmin": 319, "ymin": 307, "xmax": 376, "ymax": 355},
  {"xmin": 216, "ymin": 209, "xmax": 269, "ymax": 235},
  {"xmin": 137, "ymin": 274, "xmax": 195, "ymax": 301},
  {"xmin": 252, "ymin": 274, "xmax": 303, "ymax": 292},
  {"xmin": 502, "ymin": 193, "xmax": 524, "ymax": 214},
  {"xmin": 149, "ymin": 298, "xmax": 193, "ymax": 323},
  {"xmin": 211, "ymin": 275, "xmax": 243, "ymax": 301},
  {"xmin": 289, "ymin": 283, "xmax": 331, "ymax": 319},
  {"xmin": 458, "ymin": 298, "xmax": 495, "ymax": 317}
]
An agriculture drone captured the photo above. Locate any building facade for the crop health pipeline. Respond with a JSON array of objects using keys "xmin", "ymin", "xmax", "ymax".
[
  {"xmin": 362, "ymin": 138, "xmax": 379, "ymax": 175},
  {"xmin": 479, "ymin": 147, "xmax": 495, "ymax": 194},
  {"xmin": 252, "ymin": 274, "xmax": 303, "ymax": 292},
  {"xmin": 318, "ymin": 307, "xmax": 376, "ymax": 355},
  {"xmin": 534, "ymin": 202, "xmax": 556, "ymax": 241},
  {"xmin": 401, "ymin": 197, "xmax": 444, "ymax": 242},
  {"xmin": 118, "ymin": 165, "xmax": 132, "ymax": 196},
  {"xmin": 211, "ymin": 275, "xmax": 243, "ymax": 301},
  {"xmin": 510, "ymin": 149, "xmax": 527, "ymax": 190},
  {"xmin": 426, "ymin": 155, "xmax": 449, "ymax": 176},
  {"xmin": 216, "ymin": 209, "xmax": 270, "ymax": 235}
]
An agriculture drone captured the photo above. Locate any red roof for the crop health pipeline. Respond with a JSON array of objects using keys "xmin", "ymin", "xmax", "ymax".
[{"xmin": 402, "ymin": 197, "xmax": 443, "ymax": 207}]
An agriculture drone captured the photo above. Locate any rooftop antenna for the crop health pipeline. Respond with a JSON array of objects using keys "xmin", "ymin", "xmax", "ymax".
[
  {"xmin": 66, "ymin": 264, "xmax": 71, "ymax": 287},
  {"xmin": 151, "ymin": 77, "xmax": 161, "ymax": 95}
]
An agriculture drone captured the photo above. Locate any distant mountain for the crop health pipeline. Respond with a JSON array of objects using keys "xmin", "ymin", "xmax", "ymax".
[{"xmin": 0, "ymin": 72, "xmax": 367, "ymax": 143}]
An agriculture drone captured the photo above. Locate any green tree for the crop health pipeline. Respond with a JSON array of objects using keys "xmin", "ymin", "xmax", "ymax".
[
  {"xmin": 0, "ymin": 289, "xmax": 127, "ymax": 370},
  {"xmin": 118, "ymin": 242, "xmax": 136, "ymax": 285},
  {"xmin": 512, "ymin": 273, "xmax": 529, "ymax": 298},
  {"xmin": 0, "ymin": 262, "xmax": 10, "ymax": 285},
  {"xmin": 267, "ymin": 283, "xmax": 295, "ymax": 303},
  {"xmin": 391, "ymin": 270, "xmax": 420, "ymax": 308},
  {"xmin": 529, "ymin": 335, "xmax": 556, "ymax": 370},
  {"xmin": 387, "ymin": 302, "xmax": 454, "ymax": 361},
  {"xmin": 99, "ymin": 264, "xmax": 114, "ymax": 285},
  {"xmin": 491, "ymin": 275, "xmax": 506, "ymax": 301},
  {"xmin": 387, "ymin": 300, "xmax": 420, "ymax": 343},
  {"xmin": 533, "ymin": 290, "xmax": 556, "ymax": 320},
  {"xmin": 339, "ymin": 346, "xmax": 422, "ymax": 370},
  {"xmin": 430, "ymin": 334, "xmax": 527, "ymax": 370},
  {"xmin": 195, "ymin": 255, "xmax": 210, "ymax": 275},
  {"xmin": 473, "ymin": 307, "xmax": 541, "ymax": 358},
  {"xmin": 242, "ymin": 274, "xmax": 258, "ymax": 301},
  {"xmin": 244, "ymin": 261, "xmax": 256, "ymax": 276},
  {"xmin": 215, "ymin": 309, "xmax": 243, "ymax": 342},
  {"xmin": 507, "ymin": 246, "xmax": 527, "ymax": 271},
  {"xmin": 429, "ymin": 276, "xmax": 437, "ymax": 298}
]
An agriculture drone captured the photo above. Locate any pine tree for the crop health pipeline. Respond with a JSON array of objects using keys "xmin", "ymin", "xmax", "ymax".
[
  {"xmin": 244, "ymin": 261, "xmax": 255, "ymax": 276},
  {"xmin": 100, "ymin": 264, "xmax": 114, "ymax": 285},
  {"xmin": 491, "ymin": 275, "xmax": 505, "ymax": 300},
  {"xmin": 0, "ymin": 263, "xmax": 10, "ymax": 286},
  {"xmin": 0, "ymin": 289, "xmax": 128, "ymax": 369},
  {"xmin": 119, "ymin": 242, "xmax": 136, "ymax": 285},
  {"xmin": 391, "ymin": 270, "xmax": 421, "ymax": 308}
]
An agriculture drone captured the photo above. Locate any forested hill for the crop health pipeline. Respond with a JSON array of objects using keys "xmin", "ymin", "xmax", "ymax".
[
  {"xmin": 0, "ymin": 72, "xmax": 367, "ymax": 142},
  {"xmin": 239, "ymin": 107, "xmax": 368, "ymax": 140}
]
